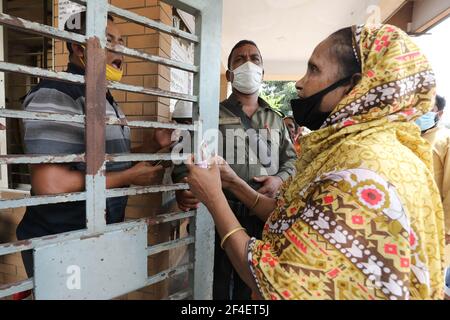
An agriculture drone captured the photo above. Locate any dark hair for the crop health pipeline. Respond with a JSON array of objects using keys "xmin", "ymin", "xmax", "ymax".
[
  {"xmin": 64, "ymin": 11, "xmax": 115, "ymax": 56},
  {"xmin": 227, "ymin": 40, "xmax": 262, "ymax": 70},
  {"xmin": 328, "ymin": 27, "xmax": 361, "ymax": 78},
  {"xmin": 436, "ymin": 95, "xmax": 446, "ymax": 111}
]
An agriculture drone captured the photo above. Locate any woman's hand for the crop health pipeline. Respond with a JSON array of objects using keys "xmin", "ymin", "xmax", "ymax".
[
  {"xmin": 215, "ymin": 156, "xmax": 239, "ymax": 189},
  {"xmin": 185, "ymin": 155, "xmax": 223, "ymax": 208},
  {"xmin": 175, "ymin": 177, "xmax": 200, "ymax": 212}
]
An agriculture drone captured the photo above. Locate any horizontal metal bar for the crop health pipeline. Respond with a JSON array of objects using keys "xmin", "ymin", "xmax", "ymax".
[
  {"xmin": 108, "ymin": 81, "xmax": 198, "ymax": 103},
  {"xmin": 70, "ymin": 0, "xmax": 199, "ymax": 43},
  {"xmin": 0, "ymin": 278, "xmax": 34, "ymax": 299},
  {"xmin": 0, "ymin": 61, "xmax": 197, "ymax": 102},
  {"xmin": 144, "ymin": 210, "xmax": 195, "ymax": 227},
  {"xmin": 0, "ymin": 109, "xmax": 195, "ymax": 131},
  {"xmin": 0, "ymin": 211, "xmax": 195, "ymax": 256},
  {"xmin": 145, "ymin": 263, "xmax": 193, "ymax": 287},
  {"xmin": 147, "ymin": 236, "xmax": 194, "ymax": 256},
  {"xmin": 0, "ymin": 109, "xmax": 85, "ymax": 124},
  {"xmin": 106, "ymin": 153, "xmax": 187, "ymax": 163},
  {"xmin": 0, "ymin": 185, "xmax": 189, "ymax": 211},
  {"xmin": 165, "ymin": 288, "xmax": 192, "ymax": 300},
  {"xmin": 0, "ymin": 12, "xmax": 85, "ymax": 44},
  {"xmin": 106, "ymin": 117, "xmax": 195, "ymax": 131},
  {"xmin": 0, "ymin": 191, "xmax": 86, "ymax": 210},
  {"xmin": 0, "ymin": 61, "xmax": 84, "ymax": 84},
  {"xmin": 0, "ymin": 152, "xmax": 190, "ymax": 165},
  {"xmin": 106, "ymin": 183, "xmax": 189, "ymax": 198},
  {"xmin": 0, "ymin": 154, "xmax": 85, "ymax": 164},
  {"xmin": 107, "ymin": 44, "xmax": 198, "ymax": 73}
]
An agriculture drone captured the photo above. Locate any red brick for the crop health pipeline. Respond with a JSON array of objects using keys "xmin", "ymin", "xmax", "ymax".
[
  {"xmin": 121, "ymin": 102, "xmax": 143, "ymax": 116},
  {"xmin": 126, "ymin": 291, "xmax": 144, "ymax": 300},
  {"xmin": 0, "ymin": 254, "xmax": 22, "ymax": 267},
  {"xmin": 146, "ymin": 0, "xmax": 158, "ymax": 6},
  {"xmin": 126, "ymin": 92, "xmax": 157, "ymax": 102},
  {"xmin": 122, "ymin": 76, "xmax": 144, "ymax": 87},
  {"xmin": 0, "ymin": 263, "xmax": 17, "ymax": 275},
  {"xmin": 129, "ymin": 7, "xmax": 160, "ymax": 21},
  {"xmin": 117, "ymin": 22, "xmax": 145, "ymax": 36},
  {"xmin": 126, "ymin": 61, "xmax": 158, "ymax": 76},
  {"xmin": 143, "ymin": 102, "xmax": 157, "ymax": 115},
  {"xmin": 3, "ymin": 274, "xmax": 20, "ymax": 284},
  {"xmin": 127, "ymin": 34, "xmax": 160, "ymax": 49},
  {"xmin": 144, "ymin": 75, "xmax": 157, "ymax": 88},
  {"xmin": 111, "ymin": 0, "xmax": 145, "ymax": 9}
]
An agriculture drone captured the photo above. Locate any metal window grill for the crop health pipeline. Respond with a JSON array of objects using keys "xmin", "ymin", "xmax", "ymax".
[{"xmin": 0, "ymin": 0, "xmax": 223, "ymax": 300}]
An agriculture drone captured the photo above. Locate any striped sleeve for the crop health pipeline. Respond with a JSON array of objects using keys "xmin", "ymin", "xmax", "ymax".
[{"xmin": 23, "ymin": 88, "xmax": 85, "ymax": 155}]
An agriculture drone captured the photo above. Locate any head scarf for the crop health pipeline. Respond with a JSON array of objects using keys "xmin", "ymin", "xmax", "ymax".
[{"xmin": 287, "ymin": 24, "xmax": 438, "ymax": 199}]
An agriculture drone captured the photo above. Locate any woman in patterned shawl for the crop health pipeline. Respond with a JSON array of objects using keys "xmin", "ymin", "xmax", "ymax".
[{"xmin": 185, "ymin": 24, "xmax": 445, "ymax": 300}]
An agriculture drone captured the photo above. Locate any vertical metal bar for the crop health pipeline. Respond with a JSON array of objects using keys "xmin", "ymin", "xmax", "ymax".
[
  {"xmin": 51, "ymin": 0, "xmax": 55, "ymax": 71},
  {"xmin": 42, "ymin": 0, "xmax": 48, "ymax": 70},
  {"xmin": 0, "ymin": 0, "xmax": 8, "ymax": 188},
  {"xmin": 85, "ymin": 0, "xmax": 108, "ymax": 232},
  {"xmin": 190, "ymin": 0, "xmax": 223, "ymax": 300}
]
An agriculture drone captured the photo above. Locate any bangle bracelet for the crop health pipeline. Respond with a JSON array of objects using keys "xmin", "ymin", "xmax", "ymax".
[
  {"xmin": 220, "ymin": 226, "xmax": 246, "ymax": 249},
  {"xmin": 250, "ymin": 192, "xmax": 260, "ymax": 210}
]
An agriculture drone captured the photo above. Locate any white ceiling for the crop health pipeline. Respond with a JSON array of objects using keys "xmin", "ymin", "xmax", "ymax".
[{"xmin": 221, "ymin": 0, "xmax": 381, "ymax": 80}]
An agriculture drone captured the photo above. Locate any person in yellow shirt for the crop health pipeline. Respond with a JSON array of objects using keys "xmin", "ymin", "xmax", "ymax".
[{"xmin": 416, "ymin": 95, "xmax": 450, "ymax": 296}]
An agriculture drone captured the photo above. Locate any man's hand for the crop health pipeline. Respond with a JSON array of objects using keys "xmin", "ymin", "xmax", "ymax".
[
  {"xmin": 127, "ymin": 162, "xmax": 165, "ymax": 186},
  {"xmin": 253, "ymin": 175, "xmax": 283, "ymax": 198},
  {"xmin": 154, "ymin": 127, "xmax": 176, "ymax": 150},
  {"xmin": 176, "ymin": 177, "xmax": 200, "ymax": 212}
]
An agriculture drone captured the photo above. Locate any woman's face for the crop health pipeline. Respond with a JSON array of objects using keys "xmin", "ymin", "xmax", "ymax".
[{"xmin": 295, "ymin": 37, "xmax": 353, "ymax": 113}]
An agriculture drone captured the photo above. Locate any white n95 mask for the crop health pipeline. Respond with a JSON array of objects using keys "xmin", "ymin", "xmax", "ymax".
[{"xmin": 230, "ymin": 61, "xmax": 263, "ymax": 94}]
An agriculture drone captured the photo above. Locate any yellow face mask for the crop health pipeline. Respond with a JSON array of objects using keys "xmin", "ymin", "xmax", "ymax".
[
  {"xmin": 105, "ymin": 63, "xmax": 123, "ymax": 82},
  {"xmin": 79, "ymin": 45, "xmax": 123, "ymax": 82}
]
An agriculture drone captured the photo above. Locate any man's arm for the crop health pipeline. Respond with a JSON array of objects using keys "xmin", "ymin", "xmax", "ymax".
[
  {"xmin": 253, "ymin": 120, "xmax": 297, "ymax": 198},
  {"xmin": 30, "ymin": 162, "xmax": 164, "ymax": 195},
  {"xmin": 274, "ymin": 120, "xmax": 297, "ymax": 182}
]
